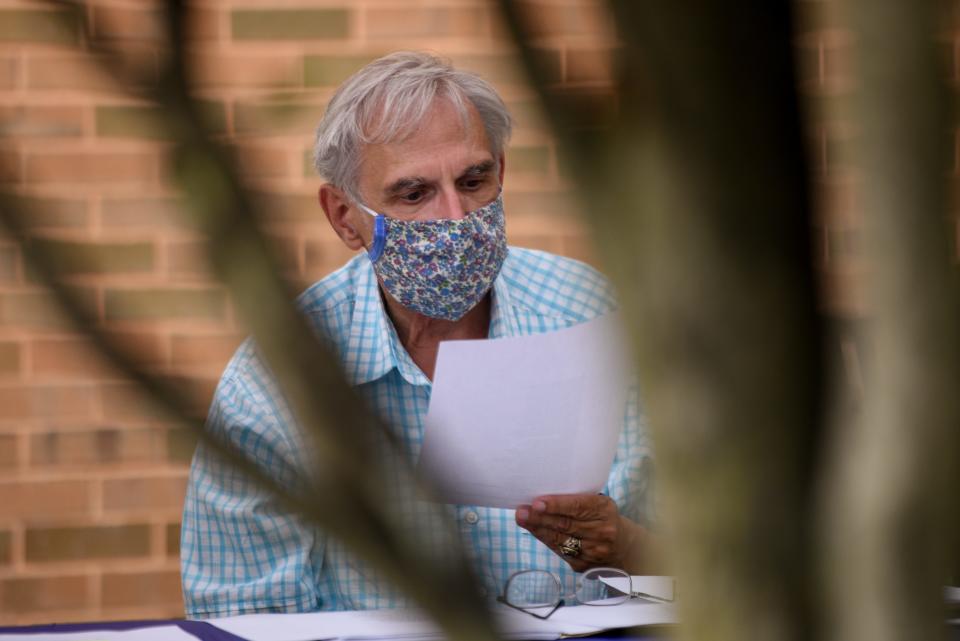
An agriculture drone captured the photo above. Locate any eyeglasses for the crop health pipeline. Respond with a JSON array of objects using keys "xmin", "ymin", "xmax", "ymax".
[{"xmin": 497, "ymin": 567, "xmax": 673, "ymax": 620}]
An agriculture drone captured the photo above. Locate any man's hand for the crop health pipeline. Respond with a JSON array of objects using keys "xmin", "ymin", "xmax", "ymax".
[{"xmin": 515, "ymin": 494, "xmax": 646, "ymax": 573}]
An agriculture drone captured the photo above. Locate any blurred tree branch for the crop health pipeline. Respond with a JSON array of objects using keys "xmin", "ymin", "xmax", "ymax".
[
  {"xmin": 502, "ymin": 1, "xmax": 819, "ymax": 640},
  {"xmin": 503, "ymin": 0, "xmax": 960, "ymax": 640},
  {"xmin": 820, "ymin": 1, "xmax": 960, "ymax": 640}
]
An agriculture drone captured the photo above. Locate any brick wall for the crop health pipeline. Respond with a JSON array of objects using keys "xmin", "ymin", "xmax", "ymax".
[{"xmin": 0, "ymin": 0, "xmax": 954, "ymax": 626}]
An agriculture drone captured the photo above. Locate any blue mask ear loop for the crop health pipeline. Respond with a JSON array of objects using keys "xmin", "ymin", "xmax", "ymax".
[
  {"xmin": 356, "ymin": 201, "xmax": 387, "ymax": 262},
  {"xmin": 368, "ymin": 215, "xmax": 386, "ymax": 262}
]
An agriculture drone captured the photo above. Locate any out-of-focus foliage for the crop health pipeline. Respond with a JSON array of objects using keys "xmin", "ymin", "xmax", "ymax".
[{"xmin": 501, "ymin": 1, "xmax": 960, "ymax": 640}]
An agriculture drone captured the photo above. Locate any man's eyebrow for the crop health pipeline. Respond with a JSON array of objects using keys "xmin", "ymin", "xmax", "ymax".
[
  {"xmin": 383, "ymin": 161, "xmax": 497, "ymax": 197},
  {"xmin": 384, "ymin": 176, "xmax": 428, "ymax": 197},
  {"xmin": 459, "ymin": 160, "xmax": 497, "ymax": 178}
]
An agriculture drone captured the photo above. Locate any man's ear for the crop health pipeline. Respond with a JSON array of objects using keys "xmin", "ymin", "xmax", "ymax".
[{"xmin": 319, "ymin": 184, "xmax": 367, "ymax": 251}]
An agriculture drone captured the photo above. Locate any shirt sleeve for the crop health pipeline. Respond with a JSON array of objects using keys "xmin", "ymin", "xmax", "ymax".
[
  {"xmin": 603, "ymin": 380, "xmax": 656, "ymax": 528},
  {"xmin": 180, "ymin": 372, "xmax": 322, "ymax": 618}
]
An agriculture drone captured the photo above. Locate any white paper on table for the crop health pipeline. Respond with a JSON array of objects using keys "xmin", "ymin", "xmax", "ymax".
[
  {"xmin": 417, "ymin": 313, "xmax": 630, "ymax": 508},
  {"xmin": 207, "ymin": 609, "xmax": 438, "ymax": 641},
  {"xmin": 599, "ymin": 576, "xmax": 675, "ymax": 602},
  {"xmin": 0, "ymin": 625, "xmax": 198, "ymax": 641},
  {"xmin": 206, "ymin": 607, "xmax": 589, "ymax": 641},
  {"xmin": 548, "ymin": 601, "xmax": 678, "ymax": 630}
]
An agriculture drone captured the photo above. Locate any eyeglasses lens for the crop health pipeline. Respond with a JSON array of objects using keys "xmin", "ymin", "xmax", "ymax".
[
  {"xmin": 505, "ymin": 570, "xmax": 561, "ymax": 609},
  {"xmin": 577, "ymin": 569, "xmax": 631, "ymax": 606}
]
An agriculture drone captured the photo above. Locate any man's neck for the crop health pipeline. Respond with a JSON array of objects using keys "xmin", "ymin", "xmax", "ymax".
[{"xmin": 381, "ymin": 287, "xmax": 491, "ymax": 379}]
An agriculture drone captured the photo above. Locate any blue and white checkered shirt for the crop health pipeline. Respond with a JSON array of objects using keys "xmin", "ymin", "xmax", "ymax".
[{"xmin": 181, "ymin": 247, "xmax": 653, "ymax": 618}]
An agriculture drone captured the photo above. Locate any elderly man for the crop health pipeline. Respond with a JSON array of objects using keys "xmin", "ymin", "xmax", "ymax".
[{"xmin": 181, "ymin": 52, "xmax": 653, "ymax": 617}]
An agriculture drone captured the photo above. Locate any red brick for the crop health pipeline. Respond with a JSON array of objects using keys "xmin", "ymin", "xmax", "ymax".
[
  {"xmin": 29, "ymin": 427, "xmax": 166, "ymax": 466},
  {"xmin": 303, "ymin": 55, "xmax": 376, "ymax": 87},
  {"xmin": 169, "ymin": 375, "xmax": 218, "ymax": 419},
  {"xmin": 28, "ymin": 238, "xmax": 154, "ymax": 275},
  {"xmin": 365, "ymin": 7, "xmax": 489, "ymax": 39},
  {"xmin": 235, "ymin": 143, "xmax": 294, "ymax": 179},
  {"xmin": 0, "ymin": 341, "xmax": 22, "ymax": 377},
  {"xmin": 0, "ymin": 433, "xmax": 17, "ymax": 468},
  {"xmin": 25, "ymin": 55, "xmax": 115, "ymax": 92},
  {"xmin": 252, "ymin": 191, "xmax": 324, "ymax": 225},
  {"xmin": 104, "ymin": 287, "xmax": 227, "ymax": 322},
  {"xmin": 166, "ymin": 240, "xmax": 213, "ymax": 279},
  {"xmin": 25, "ymin": 524, "xmax": 150, "ymax": 562},
  {"xmin": 9, "ymin": 195, "xmax": 88, "ymax": 230},
  {"xmin": 99, "ymin": 383, "xmax": 168, "ymax": 423},
  {"xmin": 516, "ymin": 0, "xmax": 615, "ymax": 40},
  {"xmin": 103, "ymin": 328, "xmax": 168, "ymax": 368},
  {"xmin": 0, "ymin": 292, "xmax": 92, "ymax": 331},
  {"xmin": 231, "ymin": 8, "xmax": 349, "ymax": 40},
  {"xmin": 0, "ymin": 9, "xmax": 82, "ymax": 45},
  {"xmin": 102, "ymin": 569, "xmax": 182, "ymax": 609},
  {"xmin": 102, "ymin": 475, "xmax": 188, "ymax": 513},
  {"xmin": 565, "ymin": 47, "xmax": 615, "ymax": 85},
  {"xmin": 194, "ymin": 52, "xmax": 302, "ymax": 89},
  {"xmin": 0, "ymin": 480, "xmax": 93, "ymax": 519},
  {"xmin": 0, "ymin": 105, "xmax": 85, "ymax": 138},
  {"xmin": 166, "ymin": 427, "xmax": 198, "ymax": 465},
  {"xmin": 166, "ymin": 522, "xmax": 180, "ymax": 557},
  {"xmin": 91, "ymin": 5, "xmax": 162, "ymax": 42},
  {"xmin": 559, "ymin": 234, "xmax": 599, "ymax": 267},
  {"xmin": 0, "ymin": 55, "xmax": 18, "ymax": 90},
  {"xmin": 170, "ymin": 333, "xmax": 243, "ymax": 373},
  {"xmin": 304, "ymin": 237, "xmax": 357, "ymax": 279},
  {"xmin": 0, "ymin": 385, "xmax": 98, "ymax": 420},
  {"xmin": 0, "ymin": 245, "xmax": 17, "ymax": 284},
  {"xmin": 508, "ymin": 146, "xmax": 552, "ymax": 173},
  {"xmin": 0, "ymin": 575, "xmax": 89, "ymax": 612},
  {"xmin": 31, "ymin": 337, "xmax": 106, "ymax": 378},
  {"xmin": 0, "ymin": 148, "xmax": 23, "ymax": 182},
  {"xmin": 233, "ymin": 99, "xmax": 327, "ymax": 136},
  {"xmin": 504, "ymin": 189, "xmax": 579, "ymax": 220},
  {"xmin": 188, "ymin": 6, "xmax": 221, "ymax": 41},
  {"xmin": 0, "ymin": 530, "xmax": 10, "ymax": 565},
  {"xmin": 101, "ymin": 196, "xmax": 183, "ymax": 229},
  {"xmin": 264, "ymin": 233, "xmax": 303, "ymax": 275},
  {"xmin": 24, "ymin": 151, "xmax": 158, "ymax": 185}
]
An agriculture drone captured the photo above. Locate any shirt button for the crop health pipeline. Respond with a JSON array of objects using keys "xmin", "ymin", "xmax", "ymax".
[{"xmin": 464, "ymin": 510, "xmax": 480, "ymax": 525}]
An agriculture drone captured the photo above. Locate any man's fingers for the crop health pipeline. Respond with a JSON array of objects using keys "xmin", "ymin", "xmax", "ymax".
[
  {"xmin": 532, "ymin": 494, "xmax": 614, "ymax": 520},
  {"xmin": 520, "ymin": 511, "xmax": 610, "ymax": 539},
  {"xmin": 524, "ymin": 526, "xmax": 609, "ymax": 566}
]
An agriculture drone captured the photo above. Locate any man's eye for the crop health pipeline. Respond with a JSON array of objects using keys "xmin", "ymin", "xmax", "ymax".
[
  {"xmin": 461, "ymin": 179, "xmax": 484, "ymax": 191},
  {"xmin": 401, "ymin": 190, "xmax": 424, "ymax": 203}
]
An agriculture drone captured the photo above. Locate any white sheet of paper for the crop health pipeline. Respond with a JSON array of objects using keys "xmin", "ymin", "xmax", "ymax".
[
  {"xmin": 206, "ymin": 605, "xmax": 631, "ymax": 641},
  {"xmin": 207, "ymin": 609, "xmax": 434, "ymax": 641},
  {"xmin": 548, "ymin": 600, "xmax": 677, "ymax": 629},
  {"xmin": 0, "ymin": 626, "xmax": 198, "ymax": 641},
  {"xmin": 600, "ymin": 575, "xmax": 675, "ymax": 602},
  {"xmin": 418, "ymin": 313, "xmax": 630, "ymax": 508}
]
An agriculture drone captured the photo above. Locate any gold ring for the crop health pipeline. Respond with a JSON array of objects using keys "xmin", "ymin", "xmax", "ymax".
[{"xmin": 559, "ymin": 536, "xmax": 582, "ymax": 558}]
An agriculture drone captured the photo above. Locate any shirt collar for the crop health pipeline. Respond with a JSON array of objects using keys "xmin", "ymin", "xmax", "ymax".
[
  {"xmin": 489, "ymin": 265, "xmax": 521, "ymax": 339},
  {"xmin": 345, "ymin": 254, "xmax": 518, "ymax": 387},
  {"xmin": 343, "ymin": 256, "xmax": 399, "ymax": 386}
]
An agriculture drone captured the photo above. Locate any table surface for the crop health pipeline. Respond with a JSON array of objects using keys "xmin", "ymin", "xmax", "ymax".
[{"xmin": 0, "ymin": 618, "xmax": 671, "ymax": 641}]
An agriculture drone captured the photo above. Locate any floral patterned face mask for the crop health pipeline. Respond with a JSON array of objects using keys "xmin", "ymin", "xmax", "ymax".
[{"xmin": 357, "ymin": 193, "xmax": 508, "ymax": 321}]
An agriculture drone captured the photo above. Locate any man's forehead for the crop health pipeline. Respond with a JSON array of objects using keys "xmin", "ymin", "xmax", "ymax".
[{"xmin": 358, "ymin": 100, "xmax": 493, "ymax": 187}]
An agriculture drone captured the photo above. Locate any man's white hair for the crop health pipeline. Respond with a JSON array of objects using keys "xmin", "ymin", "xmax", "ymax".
[{"xmin": 312, "ymin": 51, "xmax": 512, "ymax": 201}]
